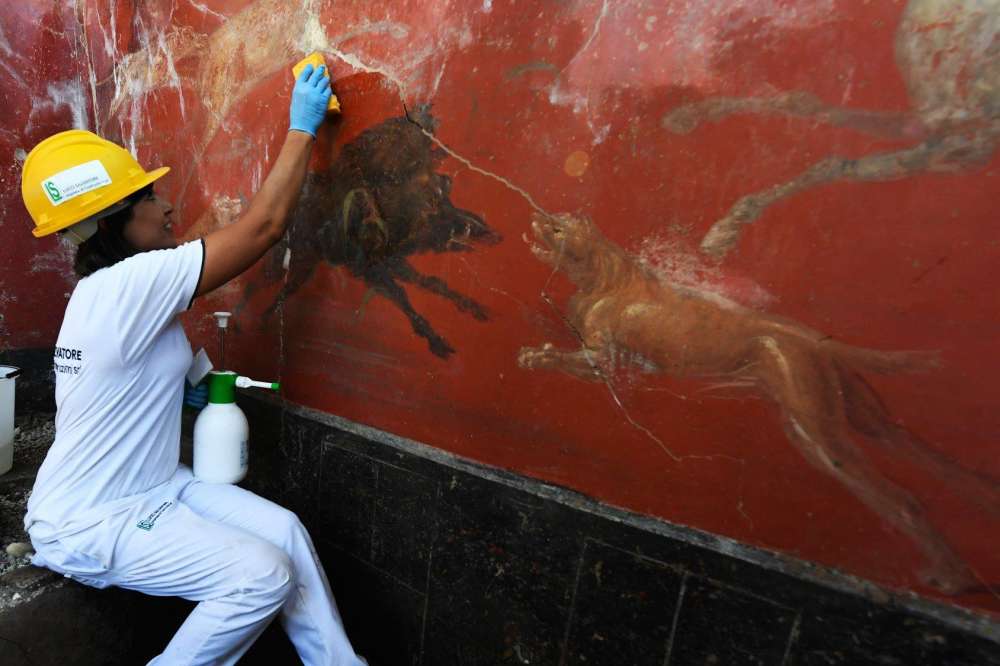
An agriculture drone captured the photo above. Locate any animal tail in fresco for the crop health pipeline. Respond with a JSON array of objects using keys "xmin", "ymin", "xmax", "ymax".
[{"xmin": 825, "ymin": 341, "xmax": 940, "ymax": 375}]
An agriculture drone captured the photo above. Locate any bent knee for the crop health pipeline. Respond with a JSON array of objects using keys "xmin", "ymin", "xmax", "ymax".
[{"xmin": 239, "ymin": 540, "xmax": 296, "ymax": 601}]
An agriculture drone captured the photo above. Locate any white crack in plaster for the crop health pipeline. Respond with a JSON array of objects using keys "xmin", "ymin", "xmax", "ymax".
[
  {"xmin": 548, "ymin": 0, "xmax": 611, "ymax": 144},
  {"xmin": 0, "ymin": 22, "xmax": 27, "ymax": 88},
  {"xmin": 0, "ymin": 21, "xmax": 14, "ymax": 57},
  {"xmin": 76, "ymin": 3, "xmax": 101, "ymax": 131},
  {"xmin": 155, "ymin": 29, "xmax": 187, "ymax": 120},
  {"xmin": 109, "ymin": 0, "xmax": 118, "ymax": 58},
  {"xmin": 0, "ymin": 58, "xmax": 26, "ymax": 89},
  {"xmin": 187, "ymin": 0, "xmax": 228, "ymax": 21}
]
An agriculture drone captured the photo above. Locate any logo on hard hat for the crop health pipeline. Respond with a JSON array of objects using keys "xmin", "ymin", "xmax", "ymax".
[
  {"xmin": 40, "ymin": 160, "xmax": 113, "ymax": 207},
  {"xmin": 43, "ymin": 181, "xmax": 62, "ymax": 202}
]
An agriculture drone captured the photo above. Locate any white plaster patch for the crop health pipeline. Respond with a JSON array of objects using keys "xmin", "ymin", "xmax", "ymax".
[
  {"xmin": 28, "ymin": 80, "xmax": 89, "ymax": 133},
  {"xmin": 211, "ymin": 195, "xmax": 243, "ymax": 227},
  {"xmin": 336, "ymin": 20, "xmax": 411, "ymax": 43},
  {"xmin": 547, "ymin": 0, "xmax": 839, "ymax": 142},
  {"xmin": 636, "ymin": 233, "xmax": 774, "ymax": 309},
  {"xmin": 299, "ymin": 11, "xmax": 331, "ymax": 53}
]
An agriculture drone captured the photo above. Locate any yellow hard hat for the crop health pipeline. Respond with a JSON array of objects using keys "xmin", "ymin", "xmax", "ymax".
[{"xmin": 21, "ymin": 130, "xmax": 170, "ymax": 238}]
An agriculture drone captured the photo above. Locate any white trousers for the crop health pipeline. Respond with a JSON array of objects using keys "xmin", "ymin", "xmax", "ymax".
[{"xmin": 30, "ymin": 465, "xmax": 365, "ymax": 666}]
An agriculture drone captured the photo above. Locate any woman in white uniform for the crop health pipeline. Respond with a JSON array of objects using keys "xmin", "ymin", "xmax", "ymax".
[{"xmin": 20, "ymin": 63, "xmax": 366, "ymax": 665}]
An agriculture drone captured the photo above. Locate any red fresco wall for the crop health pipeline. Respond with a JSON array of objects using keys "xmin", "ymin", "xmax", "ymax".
[
  {"xmin": 2, "ymin": 0, "xmax": 999, "ymax": 615},
  {"xmin": 0, "ymin": 4, "xmax": 90, "ymax": 350}
]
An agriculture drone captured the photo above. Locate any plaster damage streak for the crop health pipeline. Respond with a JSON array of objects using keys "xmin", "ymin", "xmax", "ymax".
[
  {"xmin": 98, "ymin": 0, "xmax": 303, "ymax": 157},
  {"xmin": 27, "ymin": 81, "xmax": 89, "ymax": 134},
  {"xmin": 519, "ymin": 212, "xmax": 1000, "ymax": 594},
  {"xmin": 661, "ymin": 0, "xmax": 1000, "ymax": 258}
]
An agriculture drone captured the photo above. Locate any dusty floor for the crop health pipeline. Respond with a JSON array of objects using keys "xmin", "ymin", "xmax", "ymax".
[{"xmin": 0, "ymin": 413, "xmax": 55, "ymax": 576}]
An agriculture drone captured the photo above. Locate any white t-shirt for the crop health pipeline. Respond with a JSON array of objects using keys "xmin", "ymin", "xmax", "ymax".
[{"xmin": 25, "ymin": 240, "xmax": 205, "ymax": 539}]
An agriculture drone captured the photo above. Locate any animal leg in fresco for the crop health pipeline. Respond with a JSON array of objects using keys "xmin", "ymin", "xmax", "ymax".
[
  {"xmin": 257, "ymin": 260, "xmax": 322, "ymax": 325},
  {"xmin": 785, "ymin": 414, "xmax": 974, "ymax": 594},
  {"xmin": 698, "ymin": 131, "xmax": 998, "ymax": 258},
  {"xmin": 661, "ymin": 92, "xmax": 917, "ymax": 140},
  {"xmin": 390, "ymin": 259, "xmax": 490, "ymax": 321},
  {"xmin": 232, "ymin": 210, "xmax": 327, "ymax": 330},
  {"xmin": 238, "ymin": 240, "xmax": 318, "ymax": 332},
  {"xmin": 838, "ymin": 366, "xmax": 1000, "ymax": 519},
  {"xmin": 232, "ymin": 277, "xmax": 263, "ymax": 329},
  {"xmin": 367, "ymin": 272, "xmax": 456, "ymax": 358},
  {"xmin": 231, "ymin": 239, "xmax": 288, "ymax": 329},
  {"xmin": 751, "ymin": 336, "xmax": 975, "ymax": 593},
  {"xmin": 517, "ymin": 344, "xmax": 605, "ymax": 382}
]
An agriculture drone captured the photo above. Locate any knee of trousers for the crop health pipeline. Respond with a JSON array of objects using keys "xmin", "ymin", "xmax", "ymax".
[{"xmin": 237, "ymin": 539, "xmax": 297, "ymax": 606}]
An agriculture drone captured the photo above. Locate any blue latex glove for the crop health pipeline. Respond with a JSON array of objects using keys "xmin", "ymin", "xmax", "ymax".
[
  {"xmin": 184, "ymin": 379, "xmax": 209, "ymax": 410},
  {"xmin": 289, "ymin": 63, "xmax": 333, "ymax": 138}
]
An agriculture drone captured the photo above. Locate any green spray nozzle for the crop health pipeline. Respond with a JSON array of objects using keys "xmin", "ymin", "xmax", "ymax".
[
  {"xmin": 235, "ymin": 377, "xmax": 281, "ymax": 391},
  {"xmin": 207, "ymin": 372, "xmax": 280, "ymax": 404}
]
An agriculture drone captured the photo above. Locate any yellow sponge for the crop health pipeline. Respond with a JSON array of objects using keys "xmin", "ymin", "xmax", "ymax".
[{"xmin": 292, "ymin": 52, "xmax": 341, "ymax": 113}]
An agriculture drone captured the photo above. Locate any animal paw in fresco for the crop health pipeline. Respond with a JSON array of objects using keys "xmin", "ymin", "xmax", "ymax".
[{"xmin": 518, "ymin": 344, "xmax": 604, "ymax": 381}]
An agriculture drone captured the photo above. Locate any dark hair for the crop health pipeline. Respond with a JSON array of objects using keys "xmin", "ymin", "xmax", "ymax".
[{"xmin": 72, "ymin": 185, "xmax": 153, "ymax": 278}]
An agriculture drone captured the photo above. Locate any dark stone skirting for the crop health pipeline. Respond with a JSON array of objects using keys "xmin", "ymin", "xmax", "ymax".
[{"xmin": 239, "ymin": 394, "xmax": 1000, "ymax": 666}]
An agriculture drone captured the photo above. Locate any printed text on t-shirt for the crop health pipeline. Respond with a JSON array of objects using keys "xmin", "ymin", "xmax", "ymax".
[{"xmin": 54, "ymin": 347, "xmax": 83, "ymax": 375}]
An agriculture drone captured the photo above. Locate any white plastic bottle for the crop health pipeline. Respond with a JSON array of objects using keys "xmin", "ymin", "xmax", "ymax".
[
  {"xmin": 193, "ymin": 371, "xmax": 279, "ymax": 484},
  {"xmin": 0, "ymin": 366, "xmax": 19, "ymax": 476}
]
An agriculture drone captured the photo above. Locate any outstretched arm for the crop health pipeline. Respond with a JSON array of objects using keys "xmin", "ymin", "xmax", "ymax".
[{"xmin": 195, "ymin": 63, "xmax": 333, "ymax": 298}]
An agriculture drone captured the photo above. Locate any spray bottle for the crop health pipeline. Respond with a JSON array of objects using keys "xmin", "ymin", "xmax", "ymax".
[{"xmin": 192, "ymin": 312, "xmax": 280, "ymax": 484}]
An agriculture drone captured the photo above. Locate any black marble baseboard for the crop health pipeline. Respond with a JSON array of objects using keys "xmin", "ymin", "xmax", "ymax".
[{"xmin": 239, "ymin": 395, "xmax": 1000, "ymax": 666}]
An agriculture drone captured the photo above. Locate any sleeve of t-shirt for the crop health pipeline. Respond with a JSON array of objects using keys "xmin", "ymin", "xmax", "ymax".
[{"xmin": 114, "ymin": 239, "xmax": 206, "ymax": 364}]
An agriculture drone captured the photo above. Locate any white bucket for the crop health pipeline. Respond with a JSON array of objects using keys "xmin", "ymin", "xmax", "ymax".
[{"xmin": 0, "ymin": 366, "xmax": 19, "ymax": 476}]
